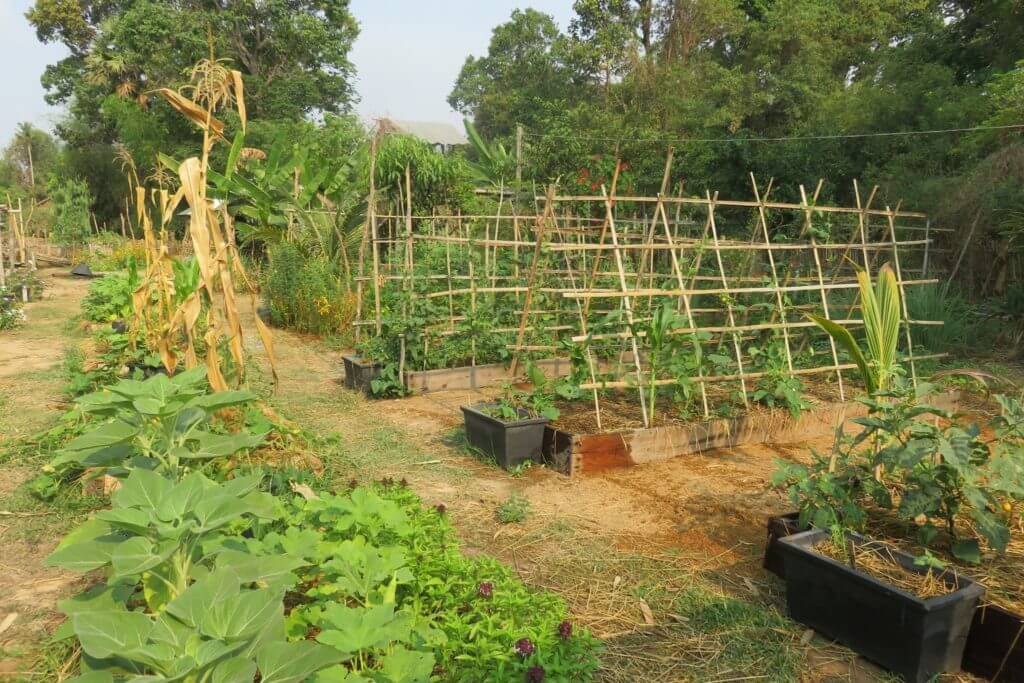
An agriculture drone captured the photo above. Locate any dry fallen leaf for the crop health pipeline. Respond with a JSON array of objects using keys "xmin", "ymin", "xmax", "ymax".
[
  {"xmin": 800, "ymin": 628, "xmax": 815, "ymax": 646},
  {"xmin": 639, "ymin": 599, "xmax": 655, "ymax": 626},
  {"xmin": 290, "ymin": 482, "xmax": 318, "ymax": 501},
  {"xmin": 612, "ymin": 576, "xmax": 622, "ymax": 590},
  {"xmin": 0, "ymin": 613, "xmax": 17, "ymax": 636}
]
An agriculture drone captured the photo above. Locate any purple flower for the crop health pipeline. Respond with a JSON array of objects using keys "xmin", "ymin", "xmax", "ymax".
[
  {"xmin": 348, "ymin": 478, "xmax": 359, "ymax": 490},
  {"xmin": 477, "ymin": 582, "xmax": 494, "ymax": 599},
  {"xmin": 515, "ymin": 638, "xmax": 535, "ymax": 658},
  {"xmin": 525, "ymin": 665, "xmax": 545, "ymax": 682},
  {"xmin": 558, "ymin": 620, "xmax": 573, "ymax": 639},
  {"xmin": 435, "ymin": 503, "xmax": 447, "ymax": 515},
  {"xmin": 380, "ymin": 476, "xmax": 394, "ymax": 488}
]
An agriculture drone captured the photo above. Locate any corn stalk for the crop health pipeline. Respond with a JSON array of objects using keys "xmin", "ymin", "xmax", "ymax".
[{"xmin": 128, "ymin": 56, "xmax": 277, "ymax": 390}]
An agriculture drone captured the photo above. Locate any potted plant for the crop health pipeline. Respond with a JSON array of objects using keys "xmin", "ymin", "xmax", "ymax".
[
  {"xmin": 342, "ymin": 353, "xmax": 383, "ymax": 393},
  {"xmin": 777, "ymin": 528, "xmax": 983, "ymax": 683},
  {"xmin": 462, "ymin": 363, "xmax": 560, "ymax": 471}
]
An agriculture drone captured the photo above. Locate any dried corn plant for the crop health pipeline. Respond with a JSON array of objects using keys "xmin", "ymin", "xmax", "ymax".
[{"xmin": 127, "ymin": 55, "xmax": 277, "ymax": 391}]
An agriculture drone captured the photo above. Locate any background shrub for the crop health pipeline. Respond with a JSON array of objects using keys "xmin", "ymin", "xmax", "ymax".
[{"xmin": 263, "ymin": 241, "xmax": 355, "ymax": 337}]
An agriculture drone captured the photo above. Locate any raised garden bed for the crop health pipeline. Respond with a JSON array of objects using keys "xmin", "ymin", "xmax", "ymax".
[
  {"xmin": 544, "ymin": 391, "xmax": 962, "ymax": 477},
  {"xmin": 778, "ymin": 528, "xmax": 983, "ymax": 683},
  {"xmin": 461, "ymin": 403, "xmax": 550, "ymax": 471},
  {"xmin": 342, "ymin": 354, "xmax": 381, "ymax": 395},
  {"xmin": 405, "ymin": 357, "xmax": 574, "ymax": 393}
]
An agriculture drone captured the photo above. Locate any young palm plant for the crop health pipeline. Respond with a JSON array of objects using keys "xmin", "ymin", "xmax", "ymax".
[{"xmin": 809, "ymin": 263, "xmax": 902, "ymax": 395}]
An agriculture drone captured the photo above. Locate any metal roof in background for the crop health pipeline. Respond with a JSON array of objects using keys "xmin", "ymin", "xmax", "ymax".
[{"xmin": 377, "ymin": 118, "xmax": 468, "ymax": 146}]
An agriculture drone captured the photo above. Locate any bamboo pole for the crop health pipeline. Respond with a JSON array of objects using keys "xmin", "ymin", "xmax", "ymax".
[
  {"xmin": 707, "ymin": 190, "xmax": 749, "ymax": 408},
  {"xmin": 800, "ymin": 184, "xmax": 845, "ymax": 400},
  {"xmin": 509, "ymin": 186, "xmax": 556, "ymax": 377},
  {"xmin": 602, "ymin": 183, "xmax": 650, "ymax": 426},
  {"xmin": 751, "ymin": 173, "xmax": 794, "ymax": 374},
  {"xmin": 369, "ymin": 134, "xmax": 383, "ymax": 334},
  {"xmin": 657, "ymin": 199, "xmax": 710, "ymax": 417}
]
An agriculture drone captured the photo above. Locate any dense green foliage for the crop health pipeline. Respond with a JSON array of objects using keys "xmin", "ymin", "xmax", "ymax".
[
  {"xmin": 452, "ymin": 1, "xmax": 1024, "ymax": 296},
  {"xmin": 262, "ymin": 242, "xmax": 355, "ymax": 337},
  {"xmin": 28, "ymin": 235, "xmax": 602, "ymax": 682},
  {"xmin": 48, "ymin": 176, "xmax": 93, "ymax": 248},
  {"xmin": 23, "ymin": 0, "xmax": 360, "ymax": 218},
  {"xmin": 774, "ymin": 381, "xmax": 1024, "ymax": 564}
]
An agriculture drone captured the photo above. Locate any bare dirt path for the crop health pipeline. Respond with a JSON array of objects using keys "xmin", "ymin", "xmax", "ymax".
[{"xmin": 0, "ymin": 269, "xmax": 92, "ymax": 680}]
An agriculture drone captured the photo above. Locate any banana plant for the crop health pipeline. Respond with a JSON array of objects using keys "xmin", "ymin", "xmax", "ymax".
[
  {"xmin": 809, "ymin": 263, "xmax": 903, "ymax": 395},
  {"xmin": 50, "ymin": 368, "xmax": 265, "ymax": 479}
]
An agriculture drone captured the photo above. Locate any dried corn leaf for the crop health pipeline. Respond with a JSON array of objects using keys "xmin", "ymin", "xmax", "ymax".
[
  {"xmin": 230, "ymin": 70, "xmax": 246, "ymax": 131},
  {"xmin": 157, "ymin": 88, "xmax": 225, "ymax": 138}
]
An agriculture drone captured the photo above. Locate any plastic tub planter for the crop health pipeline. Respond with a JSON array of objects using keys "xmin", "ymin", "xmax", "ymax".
[
  {"xmin": 342, "ymin": 355, "xmax": 382, "ymax": 395},
  {"xmin": 763, "ymin": 512, "xmax": 805, "ymax": 579},
  {"xmin": 461, "ymin": 403, "xmax": 550, "ymax": 471},
  {"xmin": 777, "ymin": 529, "xmax": 984, "ymax": 683}
]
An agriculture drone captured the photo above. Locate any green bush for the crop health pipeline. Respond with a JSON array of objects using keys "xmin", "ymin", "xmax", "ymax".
[
  {"xmin": 47, "ymin": 176, "xmax": 93, "ymax": 248},
  {"xmin": 905, "ymin": 283, "xmax": 977, "ymax": 353},
  {"xmin": 0, "ymin": 288, "xmax": 25, "ymax": 330},
  {"xmin": 262, "ymin": 241, "xmax": 354, "ymax": 337}
]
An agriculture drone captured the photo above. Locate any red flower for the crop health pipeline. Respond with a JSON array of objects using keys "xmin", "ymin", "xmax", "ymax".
[
  {"xmin": 558, "ymin": 620, "xmax": 573, "ymax": 639},
  {"xmin": 515, "ymin": 638, "xmax": 535, "ymax": 658},
  {"xmin": 477, "ymin": 582, "xmax": 494, "ymax": 599},
  {"xmin": 525, "ymin": 665, "xmax": 545, "ymax": 682},
  {"xmin": 590, "ymin": 182, "xmax": 599, "ymax": 191}
]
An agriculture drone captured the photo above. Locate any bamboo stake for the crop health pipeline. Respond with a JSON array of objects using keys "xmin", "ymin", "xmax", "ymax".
[
  {"xmin": 602, "ymin": 184, "xmax": 650, "ymax": 426},
  {"xmin": 657, "ymin": 199, "xmax": 710, "ymax": 417},
  {"xmin": 707, "ymin": 191, "xmax": 749, "ymax": 408},
  {"xmin": 800, "ymin": 184, "xmax": 845, "ymax": 401},
  {"xmin": 369, "ymin": 135, "xmax": 383, "ymax": 334},
  {"xmin": 751, "ymin": 174, "xmax": 794, "ymax": 374},
  {"xmin": 509, "ymin": 186, "xmax": 557, "ymax": 377}
]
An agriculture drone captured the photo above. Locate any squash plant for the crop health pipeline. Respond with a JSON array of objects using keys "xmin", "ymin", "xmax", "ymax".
[{"xmin": 51, "ymin": 368, "xmax": 266, "ymax": 479}]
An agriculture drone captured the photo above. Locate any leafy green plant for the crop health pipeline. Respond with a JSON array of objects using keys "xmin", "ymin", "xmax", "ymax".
[
  {"xmin": 748, "ymin": 339, "xmax": 810, "ymax": 418},
  {"xmin": 775, "ymin": 381, "xmax": 1024, "ymax": 563},
  {"xmin": 810, "ymin": 263, "xmax": 902, "ymax": 395},
  {"xmin": 496, "ymin": 494, "xmax": 531, "ymax": 524},
  {"xmin": 486, "ymin": 363, "xmax": 561, "ymax": 422},
  {"xmin": 48, "ymin": 175, "xmax": 93, "ymax": 249},
  {"xmin": 82, "ymin": 268, "xmax": 139, "ymax": 324},
  {"xmin": 50, "ymin": 368, "xmax": 266, "ymax": 479},
  {"xmin": 0, "ymin": 287, "xmax": 25, "ymax": 330},
  {"xmin": 46, "ymin": 470, "xmax": 287, "ymax": 607}
]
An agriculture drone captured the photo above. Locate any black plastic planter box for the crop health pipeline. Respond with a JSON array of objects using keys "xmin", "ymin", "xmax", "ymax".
[
  {"xmin": 778, "ymin": 529, "xmax": 984, "ymax": 683},
  {"xmin": 461, "ymin": 403, "xmax": 549, "ymax": 471},
  {"xmin": 962, "ymin": 603, "xmax": 1024, "ymax": 681},
  {"xmin": 763, "ymin": 512, "xmax": 805, "ymax": 579},
  {"xmin": 342, "ymin": 355, "xmax": 382, "ymax": 395}
]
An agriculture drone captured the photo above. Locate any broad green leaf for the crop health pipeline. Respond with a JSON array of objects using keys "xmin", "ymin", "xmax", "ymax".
[
  {"xmin": 187, "ymin": 390, "xmax": 258, "ymax": 412},
  {"xmin": 73, "ymin": 609, "xmax": 152, "ymax": 659},
  {"xmin": 46, "ymin": 536, "xmax": 121, "ymax": 572},
  {"xmin": 215, "ymin": 550, "xmax": 305, "ymax": 586},
  {"xmin": 166, "ymin": 570, "xmax": 240, "ymax": 628},
  {"xmin": 183, "ymin": 431, "xmax": 266, "ymax": 459},
  {"xmin": 952, "ymin": 539, "xmax": 982, "ymax": 564},
  {"xmin": 210, "ymin": 656, "xmax": 257, "ymax": 683},
  {"xmin": 378, "ymin": 646, "xmax": 435, "ymax": 683},
  {"xmin": 110, "ymin": 537, "xmax": 174, "ymax": 579},
  {"xmin": 95, "ymin": 507, "xmax": 153, "ymax": 535},
  {"xmin": 315, "ymin": 604, "xmax": 402, "ymax": 655},
  {"xmin": 257, "ymin": 641, "xmax": 345, "ymax": 683},
  {"xmin": 113, "ymin": 470, "xmax": 173, "ymax": 511},
  {"xmin": 156, "ymin": 472, "xmax": 215, "ymax": 522},
  {"xmin": 61, "ymin": 419, "xmax": 139, "ymax": 453},
  {"xmin": 198, "ymin": 588, "xmax": 284, "ymax": 641}
]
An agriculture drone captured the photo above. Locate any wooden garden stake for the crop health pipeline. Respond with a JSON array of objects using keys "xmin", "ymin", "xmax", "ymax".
[
  {"xmin": 885, "ymin": 205, "xmax": 919, "ymax": 386},
  {"xmin": 751, "ymin": 173, "xmax": 794, "ymax": 375}
]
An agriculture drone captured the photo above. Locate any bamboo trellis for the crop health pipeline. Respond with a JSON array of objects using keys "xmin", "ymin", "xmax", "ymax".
[{"xmin": 354, "ymin": 160, "xmax": 944, "ymax": 429}]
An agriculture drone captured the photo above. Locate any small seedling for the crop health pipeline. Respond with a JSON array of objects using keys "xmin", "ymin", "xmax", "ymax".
[{"xmin": 496, "ymin": 495, "xmax": 530, "ymax": 524}]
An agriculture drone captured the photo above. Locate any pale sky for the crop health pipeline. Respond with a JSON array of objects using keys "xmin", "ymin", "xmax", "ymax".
[{"xmin": 0, "ymin": 0, "xmax": 575, "ymax": 144}]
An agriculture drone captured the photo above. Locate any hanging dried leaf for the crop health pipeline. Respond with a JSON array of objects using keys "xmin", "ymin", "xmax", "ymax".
[
  {"xmin": 156, "ymin": 88, "xmax": 225, "ymax": 138},
  {"xmin": 230, "ymin": 70, "xmax": 246, "ymax": 131}
]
